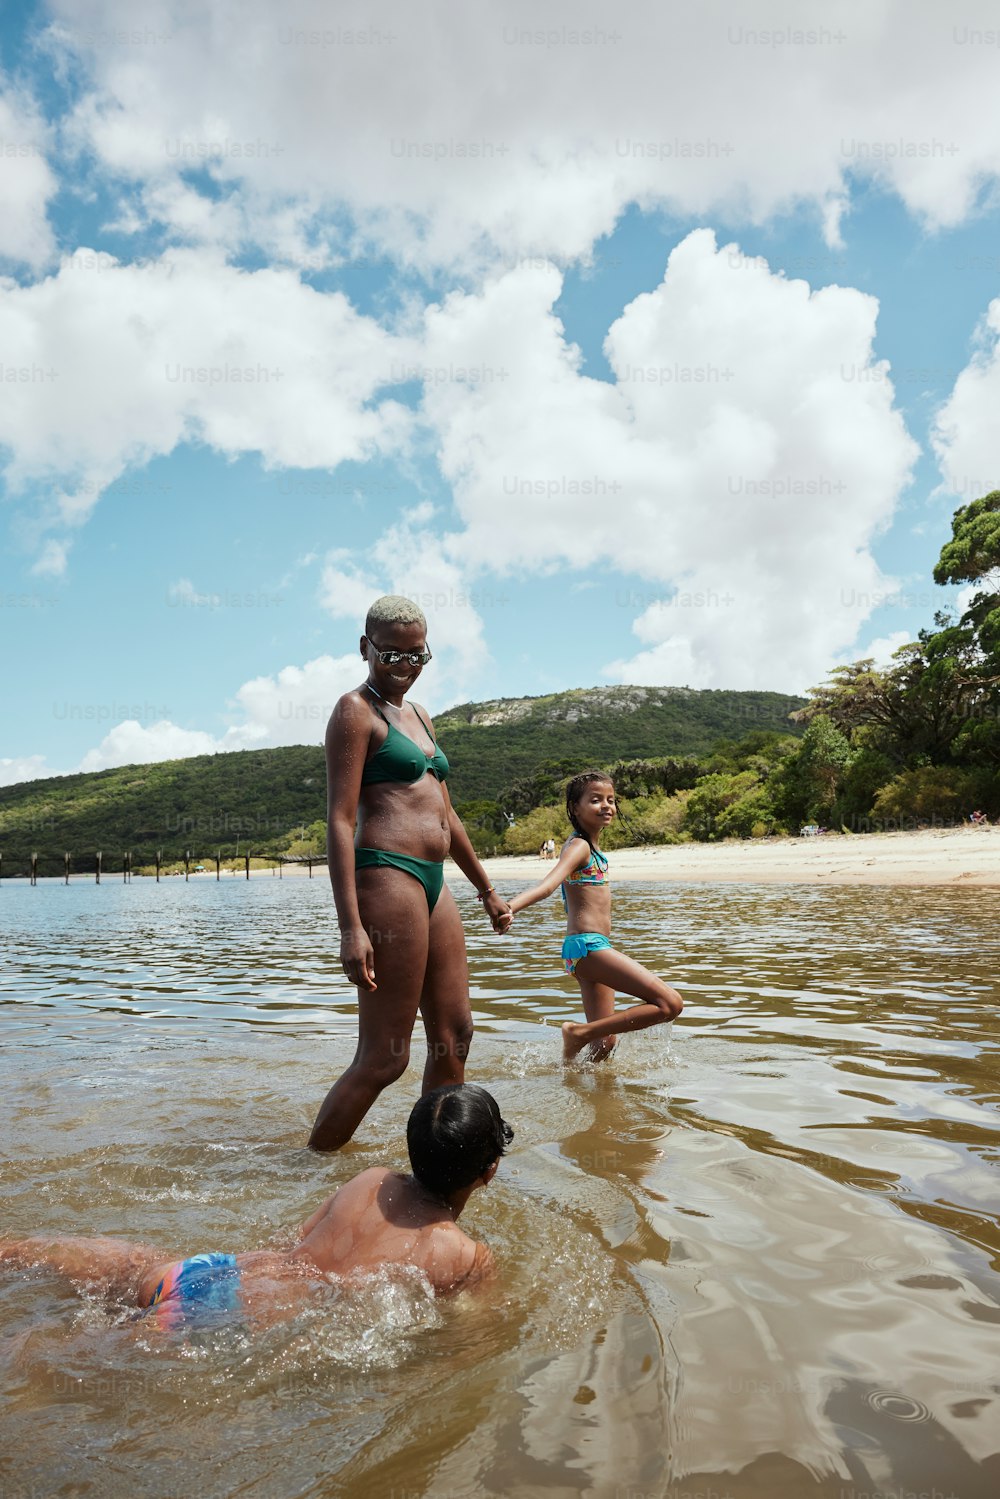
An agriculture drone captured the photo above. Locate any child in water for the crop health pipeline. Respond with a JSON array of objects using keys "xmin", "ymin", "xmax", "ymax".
[
  {"xmin": 505, "ymin": 771, "xmax": 683, "ymax": 1061},
  {"xmin": 0, "ymin": 1085, "xmax": 511, "ymax": 1324}
]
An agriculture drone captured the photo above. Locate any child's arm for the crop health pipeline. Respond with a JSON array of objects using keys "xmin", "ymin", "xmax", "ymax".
[{"xmin": 507, "ymin": 840, "xmax": 590, "ymax": 915}]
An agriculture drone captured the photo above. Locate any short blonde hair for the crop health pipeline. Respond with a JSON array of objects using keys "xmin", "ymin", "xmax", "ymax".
[{"xmin": 365, "ymin": 594, "xmax": 427, "ymax": 635}]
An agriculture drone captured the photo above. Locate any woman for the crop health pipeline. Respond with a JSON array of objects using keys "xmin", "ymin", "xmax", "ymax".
[{"xmin": 308, "ymin": 596, "xmax": 511, "ymax": 1150}]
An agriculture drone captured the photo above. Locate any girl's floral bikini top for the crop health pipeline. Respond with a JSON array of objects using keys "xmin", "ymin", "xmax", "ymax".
[{"xmin": 561, "ymin": 836, "xmax": 609, "ymax": 905}]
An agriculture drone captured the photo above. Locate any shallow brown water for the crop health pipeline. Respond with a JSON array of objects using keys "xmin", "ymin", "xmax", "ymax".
[{"xmin": 1, "ymin": 875, "xmax": 999, "ymax": 1499}]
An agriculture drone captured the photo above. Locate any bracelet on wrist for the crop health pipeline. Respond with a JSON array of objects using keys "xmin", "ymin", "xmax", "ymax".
[{"xmin": 475, "ymin": 886, "xmax": 495, "ymax": 901}]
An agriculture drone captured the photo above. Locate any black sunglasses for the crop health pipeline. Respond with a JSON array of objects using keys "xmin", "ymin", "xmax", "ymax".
[{"xmin": 367, "ymin": 644, "xmax": 433, "ymax": 667}]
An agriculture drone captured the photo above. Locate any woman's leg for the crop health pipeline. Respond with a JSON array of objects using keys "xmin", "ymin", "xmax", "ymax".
[
  {"xmin": 562, "ymin": 947, "xmax": 682, "ymax": 1061},
  {"xmin": 0, "ymin": 1235, "xmax": 165, "ymax": 1299},
  {"xmin": 308, "ymin": 866, "xmax": 430, "ymax": 1151},
  {"xmin": 418, "ymin": 884, "xmax": 474, "ymax": 1093}
]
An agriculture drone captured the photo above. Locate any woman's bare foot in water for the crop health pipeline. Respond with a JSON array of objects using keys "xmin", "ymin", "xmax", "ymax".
[{"xmin": 561, "ymin": 1023, "xmax": 616, "ymax": 1063}]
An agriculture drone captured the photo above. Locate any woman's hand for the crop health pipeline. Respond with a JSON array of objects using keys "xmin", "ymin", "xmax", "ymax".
[
  {"xmin": 482, "ymin": 889, "xmax": 512, "ymax": 935},
  {"xmin": 339, "ymin": 927, "xmax": 378, "ymax": 991}
]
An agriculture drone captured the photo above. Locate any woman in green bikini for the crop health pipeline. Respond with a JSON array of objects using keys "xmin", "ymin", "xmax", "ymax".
[{"xmin": 308, "ymin": 596, "xmax": 511, "ymax": 1150}]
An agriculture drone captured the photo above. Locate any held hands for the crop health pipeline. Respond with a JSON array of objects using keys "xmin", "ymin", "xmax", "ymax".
[
  {"xmin": 480, "ymin": 888, "xmax": 513, "ymax": 935},
  {"xmin": 338, "ymin": 928, "xmax": 377, "ymax": 991}
]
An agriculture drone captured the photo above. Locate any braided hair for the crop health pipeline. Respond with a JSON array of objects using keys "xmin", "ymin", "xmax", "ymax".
[{"xmin": 565, "ymin": 770, "xmax": 616, "ymax": 854}]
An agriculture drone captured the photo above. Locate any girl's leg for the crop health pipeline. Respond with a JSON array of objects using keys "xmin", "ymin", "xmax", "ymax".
[
  {"xmin": 0, "ymin": 1235, "xmax": 165, "ymax": 1298},
  {"xmin": 575, "ymin": 976, "xmax": 619, "ymax": 1062},
  {"xmin": 308, "ymin": 868, "xmax": 431, "ymax": 1151},
  {"xmin": 418, "ymin": 884, "xmax": 474, "ymax": 1093},
  {"xmin": 562, "ymin": 947, "xmax": 682, "ymax": 1061}
]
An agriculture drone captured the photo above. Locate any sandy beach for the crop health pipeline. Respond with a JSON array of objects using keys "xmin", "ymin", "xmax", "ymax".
[
  {"xmin": 479, "ymin": 824, "xmax": 1000, "ymax": 888},
  {"xmin": 113, "ymin": 823, "xmax": 998, "ymax": 889}
]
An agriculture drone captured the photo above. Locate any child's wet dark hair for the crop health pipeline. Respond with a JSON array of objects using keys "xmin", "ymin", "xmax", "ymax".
[
  {"xmin": 565, "ymin": 770, "xmax": 616, "ymax": 849},
  {"xmin": 407, "ymin": 1084, "xmax": 514, "ymax": 1197}
]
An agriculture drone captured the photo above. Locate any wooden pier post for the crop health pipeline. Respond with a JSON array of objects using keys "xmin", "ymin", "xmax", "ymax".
[
  {"xmin": 156, "ymin": 849, "xmax": 161, "ymax": 883},
  {"xmin": 31, "ymin": 852, "xmax": 38, "ymax": 886},
  {"xmin": 216, "ymin": 850, "xmax": 221, "ymax": 881},
  {"xmin": 244, "ymin": 851, "xmax": 251, "ymax": 880},
  {"xmin": 96, "ymin": 851, "xmax": 102, "ymax": 885},
  {"xmin": 185, "ymin": 849, "xmax": 190, "ymax": 882},
  {"xmin": 65, "ymin": 852, "xmax": 70, "ymax": 885}
]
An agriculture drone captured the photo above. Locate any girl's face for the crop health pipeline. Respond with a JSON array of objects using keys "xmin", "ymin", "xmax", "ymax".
[{"xmin": 572, "ymin": 780, "xmax": 616, "ymax": 832}]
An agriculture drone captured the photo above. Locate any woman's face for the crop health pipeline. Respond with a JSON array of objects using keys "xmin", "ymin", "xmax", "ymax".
[{"xmin": 361, "ymin": 620, "xmax": 429, "ymax": 698}]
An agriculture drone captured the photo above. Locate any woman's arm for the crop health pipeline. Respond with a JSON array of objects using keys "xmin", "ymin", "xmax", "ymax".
[
  {"xmin": 437, "ymin": 776, "xmax": 511, "ymax": 932},
  {"xmin": 325, "ymin": 695, "xmax": 378, "ymax": 991},
  {"xmin": 507, "ymin": 840, "xmax": 589, "ymax": 915}
]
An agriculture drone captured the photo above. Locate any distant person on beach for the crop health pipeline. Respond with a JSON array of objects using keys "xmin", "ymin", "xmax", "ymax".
[
  {"xmin": 0, "ymin": 1085, "xmax": 511, "ymax": 1320},
  {"xmin": 504, "ymin": 771, "xmax": 683, "ymax": 1061},
  {"xmin": 308, "ymin": 596, "xmax": 511, "ymax": 1152}
]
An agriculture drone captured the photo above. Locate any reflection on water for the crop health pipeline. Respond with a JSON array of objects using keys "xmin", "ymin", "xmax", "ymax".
[{"xmin": 2, "ymin": 876, "xmax": 999, "ymax": 1497}]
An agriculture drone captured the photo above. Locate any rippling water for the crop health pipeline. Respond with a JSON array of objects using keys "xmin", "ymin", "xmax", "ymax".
[{"xmin": 2, "ymin": 874, "xmax": 999, "ymax": 1498}]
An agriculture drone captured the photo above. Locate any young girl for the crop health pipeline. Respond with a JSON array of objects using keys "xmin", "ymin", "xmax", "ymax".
[{"xmin": 506, "ymin": 771, "xmax": 683, "ymax": 1061}]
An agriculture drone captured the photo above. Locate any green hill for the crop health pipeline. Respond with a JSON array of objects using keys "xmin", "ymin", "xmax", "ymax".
[
  {"xmin": 0, "ymin": 684, "xmax": 803, "ymax": 874},
  {"xmin": 435, "ymin": 685, "xmax": 805, "ymax": 801}
]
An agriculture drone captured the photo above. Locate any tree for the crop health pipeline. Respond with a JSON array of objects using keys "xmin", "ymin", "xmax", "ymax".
[{"xmin": 933, "ymin": 490, "xmax": 1000, "ymax": 588}]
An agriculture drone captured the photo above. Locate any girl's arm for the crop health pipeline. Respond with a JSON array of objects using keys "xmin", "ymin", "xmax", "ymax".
[{"xmin": 508, "ymin": 840, "xmax": 589, "ymax": 915}]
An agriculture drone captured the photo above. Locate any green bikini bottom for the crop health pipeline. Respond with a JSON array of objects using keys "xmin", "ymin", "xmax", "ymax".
[{"xmin": 355, "ymin": 847, "xmax": 445, "ymax": 911}]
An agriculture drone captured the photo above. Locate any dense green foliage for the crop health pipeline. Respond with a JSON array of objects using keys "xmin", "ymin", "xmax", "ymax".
[
  {"xmin": 0, "ymin": 686, "xmax": 804, "ymax": 874},
  {"xmin": 6, "ymin": 494, "xmax": 997, "ymax": 876},
  {"xmin": 490, "ymin": 494, "xmax": 1000, "ymax": 849},
  {"xmin": 435, "ymin": 686, "xmax": 806, "ymax": 802},
  {"xmin": 0, "ymin": 746, "xmax": 326, "ymax": 877}
]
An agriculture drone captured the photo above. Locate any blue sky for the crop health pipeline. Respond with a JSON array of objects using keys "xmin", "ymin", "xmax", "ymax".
[{"xmin": 2, "ymin": 0, "xmax": 1000, "ymax": 783}]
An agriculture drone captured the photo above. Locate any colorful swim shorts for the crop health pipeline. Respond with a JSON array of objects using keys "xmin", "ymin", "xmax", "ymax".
[
  {"xmin": 145, "ymin": 1252, "xmax": 241, "ymax": 1326},
  {"xmin": 562, "ymin": 932, "xmax": 613, "ymax": 975}
]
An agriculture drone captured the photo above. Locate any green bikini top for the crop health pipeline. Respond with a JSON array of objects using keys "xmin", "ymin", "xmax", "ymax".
[{"xmin": 361, "ymin": 704, "xmax": 450, "ymax": 786}]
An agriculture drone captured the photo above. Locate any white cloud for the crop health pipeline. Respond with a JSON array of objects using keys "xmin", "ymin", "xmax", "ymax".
[
  {"xmin": 0, "ymin": 87, "xmax": 57, "ymax": 267},
  {"xmin": 319, "ymin": 505, "xmax": 490, "ymax": 700},
  {"xmin": 77, "ymin": 718, "xmax": 226, "ymax": 773},
  {"xmin": 0, "ymin": 246, "xmax": 414, "ymax": 566},
  {"xmin": 0, "ymin": 754, "xmax": 50, "ymax": 788},
  {"xmin": 226, "ymin": 652, "xmax": 360, "ymax": 748},
  {"xmin": 417, "ymin": 229, "xmax": 918, "ymax": 691},
  {"xmin": 42, "ymin": 0, "xmax": 1000, "ymax": 270},
  {"xmin": 932, "ymin": 296, "xmax": 1000, "ymax": 504},
  {"xmin": 852, "ymin": 630, "xmax": 914, "ymax": 670},
  {"xmin": 168, "ymin": 577, "xmax": 220, "ymax": 608}
]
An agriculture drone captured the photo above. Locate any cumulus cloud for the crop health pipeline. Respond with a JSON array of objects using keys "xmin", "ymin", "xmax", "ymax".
[
  {"xmin": 0, "ymin": 754, "xmax": 50, "ymax": 788},
  {"xmin": 22, "ymin": 652, "xmax": 361, "ymax": 782},
  {"xmin": 225, "ymin": 652, "xmax": 360, "ymax": 748},
  {"xmin": 0, "ymin": 247, "xmax": 413, "ymax": 567},
  {"xmin": 40, "ymin": 0, "xmax": 1000, "ymax": 270},
  {"xmin": 418, "ymin": 229, "xmax": 918, "ymax": 691},
  {"xmin": 932, "ymin": 296, "xmax": 1000, "ymax": 504},
  {"xmin": 77, "ymin": 718, "xmax": 228, "ymax": 773},
  {"xmin": 0, "ymin": 87, "xmax": 57, "ymax": 267},
  {"xmin": 168, "ymin": 577, "xmax": 220, "ymax": 608},
  {"xmin": 319, "ymin": 503, "xmax": 490, "ymax": 700},
  {"xmin": 851, "ymin": 630, "xmax": 914, "ymax": 671}
]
